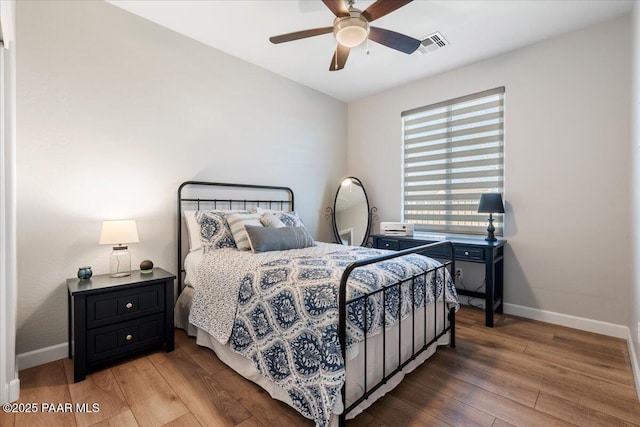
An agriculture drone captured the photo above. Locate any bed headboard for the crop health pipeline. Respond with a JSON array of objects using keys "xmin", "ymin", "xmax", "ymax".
[{"xmin": 177, "ymin": 181, "xmax": 294, "ymax": 293}]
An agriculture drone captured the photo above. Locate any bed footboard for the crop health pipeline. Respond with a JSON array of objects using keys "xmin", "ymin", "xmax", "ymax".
[{"xmin": 338, "ymin": 241, "xmax": 456, "ymax": 426}]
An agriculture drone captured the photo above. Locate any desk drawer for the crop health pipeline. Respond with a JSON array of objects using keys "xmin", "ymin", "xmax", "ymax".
[
  {"xmin": 399, "ymin": 240, "xmax": 446, "ymax": 257},
  {"xmin": 455, "ymin": 247, "xmax": 484, "ymax": 261},
  {"xmin": 87, "ymin": 313, "xmax": 164, "ymax": 363},
  {"xmin": 87, "ymin": 283, "xmax": 164, "ymax": 328},
  {"xmin": 377, "ymin": 238, "xmax": 399, "ymax": 250}
]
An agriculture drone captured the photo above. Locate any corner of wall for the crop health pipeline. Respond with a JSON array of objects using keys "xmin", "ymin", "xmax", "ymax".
[
  {"xmin": 0, "ymin": 0, "xmax": 18, "ymax": 404},
  {"xmin": 631, "ymin": 1, "xmax": 640, "ymax": 402}
]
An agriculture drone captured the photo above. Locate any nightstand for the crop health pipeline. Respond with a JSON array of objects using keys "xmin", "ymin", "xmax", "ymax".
[{"xmin": 67, "ymin": 268, "xmax": 175, "ymax": 382}]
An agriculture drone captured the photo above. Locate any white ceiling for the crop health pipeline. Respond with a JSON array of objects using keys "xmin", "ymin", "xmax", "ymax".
[{"xmin": 109, "ymin": 0, "xmax": 633, "ymax": 102}]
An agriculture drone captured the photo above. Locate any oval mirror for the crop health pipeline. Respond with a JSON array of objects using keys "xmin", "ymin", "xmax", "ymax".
[{"xmin": 332, "ymin": 177, "xmax": 371, "ymax": 246}]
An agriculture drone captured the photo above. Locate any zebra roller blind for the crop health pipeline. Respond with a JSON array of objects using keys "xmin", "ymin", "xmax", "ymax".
[{"xmin": 402, "ymin": 87, "xmax": 505, "ymax": 235}]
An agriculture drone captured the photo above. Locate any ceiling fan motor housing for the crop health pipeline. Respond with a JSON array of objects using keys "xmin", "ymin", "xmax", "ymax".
[{"xmin": 333, "ymin": 11, "xmax": 370, "ymax": 48}]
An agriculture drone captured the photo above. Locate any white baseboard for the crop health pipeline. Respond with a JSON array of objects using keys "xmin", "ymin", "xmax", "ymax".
[
  {"xmin": 17, "ymin": 342, "xmax": 67, "ymax": 371},
  {"xmin": 627, "ymin": 330, "xmax": 640, "ymax": 401},
  {"xmin": 8, "ymin": 378, "xmax": 19, "ymax": 402},
  {"xmin": 503, "ymin": 303, "xmax": 629, "ymax": 339}
]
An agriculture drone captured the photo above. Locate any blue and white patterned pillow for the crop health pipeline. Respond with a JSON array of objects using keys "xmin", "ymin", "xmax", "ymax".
[
  {"xmin": 185, "ymin": 210, "xmax": 249, "ymax": 252},
  {"xmin": 195, "ymin": 211, "xmax": 237, "ymax": 252},
  {"xmin": 275, "ymin": 211, "xmax": 305, "ymax": 228}
]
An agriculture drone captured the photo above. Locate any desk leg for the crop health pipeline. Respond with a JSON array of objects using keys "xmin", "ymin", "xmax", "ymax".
[
  {"xmin": 496, "ymin": 257, "xmax": 504, "ymax": 314},
  {"xmin": 485, "ymin": 248, "xmax": 495, "ymax": 327}
]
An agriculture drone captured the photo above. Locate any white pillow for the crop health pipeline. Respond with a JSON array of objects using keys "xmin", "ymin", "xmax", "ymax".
[
  {"xmin": 260, "ymin": 212, "xmax": 286, "ymax": 228},
  {"xmin": 183, "ymin": 210, "xmax": 248, "ymax": 252},
  {"xmin": 225, "ymin": 212, "xmax": 263, "ymax": 251},
  {"xmin": 184, "ymin": 210, "xmax": 202, "ymax": 252},
  {"xmin": 252, "ymin": 208, "xmax": 305, "ymax": 228},
  {"xmin": 254, "ymin": 207, "xmax": 269, "ymax": 215}
]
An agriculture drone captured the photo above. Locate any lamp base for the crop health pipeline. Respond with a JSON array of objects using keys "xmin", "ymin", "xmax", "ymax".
[
  {"xmin": 109, "ymin": 245, "xmax": 132, "ymax": 278},
  {"xmin": 485, "ymin": 214, "xmax": 497, "ymax": 242}
]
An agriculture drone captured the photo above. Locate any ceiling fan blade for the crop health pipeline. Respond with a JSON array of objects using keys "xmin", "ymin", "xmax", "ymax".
[
  {"xmin": 362, "ymin": 0, "xmax": 413, "ymax": 22},
  {"xmin": 369, "ymin": 27, "xmax": 421, "ymax": 54},
  {"xmin": 322, "ymin": 0, "xmax": 350, "ymax": 17},
  {"xmin": 329, "ymin": 44, "xmax": 350, "ymax": 71},
  {"xmin": 270, "ymin": 27, "xmax": 333, "ymax": 44}
]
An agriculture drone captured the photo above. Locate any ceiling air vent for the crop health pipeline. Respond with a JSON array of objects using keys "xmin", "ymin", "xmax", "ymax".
[{"xmin": 418, "ymin": 32, "xmax": 449, "ymax": 54}]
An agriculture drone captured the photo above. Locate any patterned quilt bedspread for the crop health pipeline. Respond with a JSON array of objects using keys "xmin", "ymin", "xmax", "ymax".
[{"xmin": 190, "ymin": 242, "xmax": 458, "ymax": 427}]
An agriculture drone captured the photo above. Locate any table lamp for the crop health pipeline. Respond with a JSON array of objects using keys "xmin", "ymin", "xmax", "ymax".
[
  {"xmin": 477, "ymin": 194, "xmax": 505, "ymax": 242},
  {"xmin": 99, "ymin": 220, "xmax": 139, "ymax": 277}
]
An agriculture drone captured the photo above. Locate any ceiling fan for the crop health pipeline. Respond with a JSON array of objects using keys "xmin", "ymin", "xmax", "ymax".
[{"xmin": 269, "ymin": 0, "xmax": 420, "ymax": 71}]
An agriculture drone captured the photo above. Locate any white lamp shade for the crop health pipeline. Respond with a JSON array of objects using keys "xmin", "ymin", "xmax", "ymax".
[
  {"xmin": 333, "ymin": 16, "xmax": 369, "ymax": 48},
  {"xmin": 99, "ymin": 220, "xmax": 139, "ymax": 245}
]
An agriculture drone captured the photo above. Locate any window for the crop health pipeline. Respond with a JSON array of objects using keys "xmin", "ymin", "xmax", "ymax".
[{"xmin": 401, "ymin": 87, "xmax": 505, "ymax": 236}]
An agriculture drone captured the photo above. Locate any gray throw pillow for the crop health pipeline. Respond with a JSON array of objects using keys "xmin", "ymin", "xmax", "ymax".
[{"xmin": 245, "ymin": 225, "xmax": 315, "ymax": 253}]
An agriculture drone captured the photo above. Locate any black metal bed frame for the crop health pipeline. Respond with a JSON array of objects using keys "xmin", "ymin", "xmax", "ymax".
[
  {"xmin": 337, "ymin": 245, "xmax": 456, "ymax": 426},
  {"xmin": 177, "ymin": 180, "xmax": 294, "ymax": 293},
  {"xmin": 176, "ymin": 181, "xmax": 456, "ymax": 426}
]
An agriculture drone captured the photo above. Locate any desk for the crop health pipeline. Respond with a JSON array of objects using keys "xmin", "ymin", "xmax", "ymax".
[{"xmin": 371, "ymin": 234, "xmax": 506, "ymax": 327}]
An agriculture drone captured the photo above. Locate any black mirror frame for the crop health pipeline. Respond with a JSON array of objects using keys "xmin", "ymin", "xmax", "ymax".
[{"xmin": 326, "ymin": 176, "xmax": 377, "ymax": 247}]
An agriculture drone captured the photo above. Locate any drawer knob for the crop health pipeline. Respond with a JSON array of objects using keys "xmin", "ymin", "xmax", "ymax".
[
  {"xmin": 385, "ymin": 243, "xmax": 390, "ymax": 247},
  {"xmin": 464, "ymin": 251, "xmax": 470, "ymax": 256},
  {"xmin": 126, "ymin": 334, "xmax": 133, "ymax": 341},
  {"xmin": 125, "ymin": 302, "xmax": 133, "ymax": 309}
]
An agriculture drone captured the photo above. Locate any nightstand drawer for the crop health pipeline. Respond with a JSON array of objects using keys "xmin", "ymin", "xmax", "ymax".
[
  {"xmin": 87, "ymin": 283, "xmax": 164, "ymax": 328},
  {"xmin": 87, "ymin": 313, "xmax": 164, "ymax": 363},
  {"xmin": 455, "ymin": 247, "xmax": 484, "ymax": 261}
]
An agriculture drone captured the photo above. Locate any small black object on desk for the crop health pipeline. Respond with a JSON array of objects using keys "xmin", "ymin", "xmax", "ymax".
[{"xmin": 372, "ymin": 234, "xmax": 506, "ymax": 327}]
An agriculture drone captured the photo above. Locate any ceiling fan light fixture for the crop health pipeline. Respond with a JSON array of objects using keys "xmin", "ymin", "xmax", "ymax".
[
  {"xmin": 269, "ymin": 0, "xmax": 417, "ymax": 71},
  {"xmin": 334, "ymin": 16, "xmax": 369, "ymax": 48}
]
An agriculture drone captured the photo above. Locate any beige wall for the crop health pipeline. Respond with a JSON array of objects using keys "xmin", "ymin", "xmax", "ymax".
[
  {"xmin": 16, "ymin": 1, "xmax": 347, "ymax": 354},
  {"xmin": 348, "ymin": 15, "xmax": 631, "ymax": 325}
]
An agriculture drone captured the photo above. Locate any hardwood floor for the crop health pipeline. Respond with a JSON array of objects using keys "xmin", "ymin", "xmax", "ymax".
[{"xmin": 5, "ymin": 306, "xmax": 640, "ymax": 426}]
